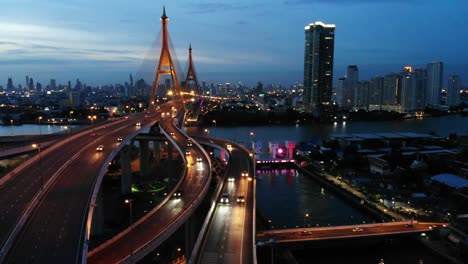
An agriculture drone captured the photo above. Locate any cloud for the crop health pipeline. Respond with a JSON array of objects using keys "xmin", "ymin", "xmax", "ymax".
[
  {"xmin": 186, "ymin": 2, "xmax": 249, "ymax": 14},
  {"xmin": 236, "ymin": 20, "xmax": 247, "ymax": 25}
]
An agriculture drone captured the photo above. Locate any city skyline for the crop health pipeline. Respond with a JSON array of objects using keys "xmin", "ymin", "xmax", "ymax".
[{"xmin": 1, "ymin": 0, "xmax": 468, "ymax": 86}]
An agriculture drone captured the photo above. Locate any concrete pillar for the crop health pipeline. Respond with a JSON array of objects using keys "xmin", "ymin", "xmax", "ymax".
[
  {"xmin": 120, "ymin": 145, "xmax": 132, "ymax": 194},
  {"xmin": 153, "ymin": 141, "xmax": 160, "ymax": 165},
  {"xmin": 139, "ymin": 139, "xmax": 150, "ymax": 179},
  {"xmin": 185, "ymin": 216, "xmax": 196, "ymax": 262},
  {"xmin": 286, "ymin": 141, "xmax": 296, "ymax": 159},
  {"xmin": 269, "ymin": 142, "xmax": 279, "ymax": 159},
  {"xmin": 91, "ymin": 190, "xmax": 104, "ymax": 236},
  {"xmin": 168, "ymin": 143, "xmax": 173, "ymax": 160}
]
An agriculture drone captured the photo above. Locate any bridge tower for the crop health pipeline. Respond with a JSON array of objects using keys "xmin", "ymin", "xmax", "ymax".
[
  {"xmin": 184, "ymin": 44, "xmax": 202, "ymax": 96},
  {"xmin": 150, "ymin": 7, "xmax": 186, "ymax": 111}
]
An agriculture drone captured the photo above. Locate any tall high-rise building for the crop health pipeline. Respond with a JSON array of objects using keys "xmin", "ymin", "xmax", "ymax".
[
  {"xmin": 354, "ymin": 81, "xmax": 369, "ymax": 110},
  {"xmin": 400, "ymin": 71, "xmax": 415, "ymax": 113},
  {"xmin": 50, "ymin": 79, "xmax": 57, "ymax": 91},
  {"xmin": 26, "ymin": 76, "xmax": 29, "ymax": 88},
  {"xmin": 369, "ymin": 77, "xmax": 384, "ymax": 109},
  {"xmin": 426, "ymin": 62, "xmax": 443, "ymax": 107},
  {"xmin": 336, "ymin": 77, "xmax": 346, "ymax": 107},
  {"xmin": 346, "ymin": 65, "xmax": 358, "ymax": 109},
  {"xmin": 412, "ymin": 68, "xmax": 427, "ymax": 111},
  {"xmin": 303, "ymin": 21, "xmax": 335, "ymax": 116},
  {"xmin": 7, "ymin": 78, "xmax": 14, "ymax": 90},
  {"xmin": 447, "ymin": 75, "xmax": 461, "ymax": 106},
  {"xmin": 382, "ymin": 73, "xmax": 399, "ymax": 105},
  {"xmin": 29, "ymin": 78, "xmax": 34, "ymax": 91}
]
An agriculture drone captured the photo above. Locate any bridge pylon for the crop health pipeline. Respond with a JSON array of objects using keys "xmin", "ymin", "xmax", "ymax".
[
  {"xmin": 150, "ymin": 6, "xmax": 186, "ymax": 112},
  {"xmin": 184, "ymin": 43, "xmax": 202, "ymax": 96}
]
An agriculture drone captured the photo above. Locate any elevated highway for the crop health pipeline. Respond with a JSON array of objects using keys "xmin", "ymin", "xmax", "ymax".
[
  {"xmin": 1, "ymin": 111, "xmax": 158, "ymax": 263},
  {"xmin": 191, "ymin": 137, "xmax": 256, "ymax": 264},
  {"xmin": 257, "ymin": 221, "xmax": 447, "ymax": 245},
  {"xmin": 87, "ymin": 112, "xmax": 212, "ymax": 263}
]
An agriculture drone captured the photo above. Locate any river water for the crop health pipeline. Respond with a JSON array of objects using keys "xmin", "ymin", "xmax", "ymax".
[
  {"xmin": 185, "ymin": 115, "xmax": 466, "ymax": 264},
  {"xmin": 0, "ymin": 124, "xmax": 76, "ymax": 137}
]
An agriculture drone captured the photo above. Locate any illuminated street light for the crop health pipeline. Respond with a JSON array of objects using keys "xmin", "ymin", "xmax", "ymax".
[
  {"xmin": 125, "ymin": 198, "xmax": 134, "ymax": 256},
  {"xmin": 38, "ymin": 116, "xmax": 43, "ymax": 136},
  {"xmin": 32, "ymin": 143, "xmax": 43, "ymax": 190}
]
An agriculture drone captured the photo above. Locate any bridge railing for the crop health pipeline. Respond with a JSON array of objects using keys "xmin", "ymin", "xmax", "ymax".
[
  {"xmin": 188, "ymin": 138, "xmax": 230, "ymax": 264},
  {"xmin": 119, "ymin": 118, "xmax": 212, "ymax": 263},
  {"xmin": 83, "ymin": 120, "xmax": 156, "ymax": 263}
]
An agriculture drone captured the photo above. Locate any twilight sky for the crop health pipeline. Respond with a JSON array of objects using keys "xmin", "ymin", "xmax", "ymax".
[{"xmin": 1, "ymin": 0, "xmax": 467, "ymax": 87}]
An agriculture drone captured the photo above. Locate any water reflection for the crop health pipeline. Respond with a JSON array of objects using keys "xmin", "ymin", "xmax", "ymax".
[{"xmin": 256, "ymin": 169, "xmax": 373, "ymax": 228}]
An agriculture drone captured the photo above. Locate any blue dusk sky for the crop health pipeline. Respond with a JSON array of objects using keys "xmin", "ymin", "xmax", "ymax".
[{"xmin": 1, "ymin": 0, "xmax": 467, "ymax": 87}]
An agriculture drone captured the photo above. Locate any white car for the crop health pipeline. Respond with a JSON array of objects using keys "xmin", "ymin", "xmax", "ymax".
[
  {"xmin": 241, "ymin": 171, "xmax": 249, "ymax": 177},
  {"xmin": 196, "ymin": 157, "xmax": 202, "ymax": 162},
  {"xmin": 96, "ymin": 145, "xmax": 104, "ymax": 152},
  {"xmin": 236, "ymin": 195, "xmax": 245, "ymax": 203},
  {"xmin": 221, "ymin": 193, "xmax": 229, "ymax": 203},
  {"xmin": 228, "ymin": 177, "xmax": 235, "ymax": 182}
]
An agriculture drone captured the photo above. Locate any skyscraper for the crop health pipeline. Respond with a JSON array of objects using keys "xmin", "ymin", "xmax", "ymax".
[
  {"xmin": 369, "ymin": 77, "xmax": 384, "ymax": 110},
  {"xmin": 7, "ymin": 78, "xmax": 14, "ymax": 91},
  {"xmin": 336, "ymin": 77, "xmax": 346, "ymax": 107},
  {"xmin": 400, "ymin": 71, "xmax": 415, "ymax": 113},
  {"xmin": 412, "ymin": 68, "xmax": 427, "ymax": 111},
  {"xmin": 447, "ymin": 75, "xmax": 461, "ymax": 106},
  {"xmin": 346, "ymin": 65, "xmax": 358, "ymax": 109},
  {"xmin": 50, "ymin": 79, "xmax": 57, "ymax": 91},
  {"xmin": 426, "ymin": 62, "xmax": 443, "ymax": 107},
  {"xmin": 303, "ymin": 21, "xmax": 335, "ymax": 116}
]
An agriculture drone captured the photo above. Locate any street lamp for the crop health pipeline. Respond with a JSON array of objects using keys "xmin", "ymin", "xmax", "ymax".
[
  {"xmin": 38, "ymin": 116, "xmax": 43, "ymax": 136},
  {"xmin": 204, "ymin": 128, "xmax": 209, "ymax": 135},
  {"xmin": 10, "ymin": 119, "xmax": 13, "ymax": 136},
  {"xmin": 32, "ymin": 143, "xmax": 43, "ymax": 190},
  {"xmin": 303, "ymin": 212, "xmax": 309, "ymax": 229},
  {"xmin": 212, "ymin": 120, "xmax": 217, "ymax": 137},
  {"xmin": 69, "ymin": 110, "xmax": 74, "ymax": 122},
  {"xmin": 125, "ymin": 199, "xmax": 133, "ymax": 255}
]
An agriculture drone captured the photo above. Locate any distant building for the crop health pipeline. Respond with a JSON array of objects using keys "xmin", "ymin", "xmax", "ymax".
[
  {"xmin": 426, "ymin": 62, "xmax": 443, "ymax": 107},
  {"xmin": 50, "ymin": 79, "xmax": 57, "ymax": 91},
  {"xmin": 382, "ymin": 73, "xmax": 399, "ymax": 106},
  {"xmin": 346, "ymin": 65, "xmax": 358, "ymax": 109},
  {"xmin": 7, "ymin": 78, "xmax": 14, "ymax": 91},
  {"xmin": 413, "ymin": 68, "xmax": 427, "ymax": 111},
  {"xmin": 369, "ymin": 77, "xmax": 384, "ymax": 109},
  {"xmin": 336, "ymin": 77, "xmax": 346, "ymax": 108},
  {"xmin": 354, "ymin": 81, "xmax": 369, "ymax": 110},
  {"xmin": 447, "ymin": 75, "xmax": 461, "ymax": 106},
  {"xmin": 303, "ymin": 21, "xmax": 335, "ymax": 116},
  {"xmin": 400, "ymin": 71, "xmax": 415, "ymax": 113},
  {"xmin": 69, "ymin": 91, "xmax": 82, "ymax": 107}
]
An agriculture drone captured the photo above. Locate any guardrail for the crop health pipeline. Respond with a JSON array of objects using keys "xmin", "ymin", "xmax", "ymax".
[
  {"xmin": 83, "ymin": 120, "xmax": 153, "ymax": 263},
  {"xmin": 188, "ymin": 139, "xmax": 230, "ymax": 264},
  {"xmin": 0, "ymin": 118, "xmax": 128, "ymax": 263}
]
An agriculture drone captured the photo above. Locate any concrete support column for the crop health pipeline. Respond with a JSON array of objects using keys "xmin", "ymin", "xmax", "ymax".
[
  {"xmin": 153, "ymin": 141, "xmax": 160, "ymax": 165},
  {"xmin": 120, "ymin": 145, "xmax": 132, "ymax": 194},
  {"xmin": 286, "ymin": 141, "xmax": 296, "ymax": 159},
  {"xmin": 269, "ymin": 142, "xmax": 279, "ymax": 159},
  {"xmin": 139, "ymin": 139, "xmax": 150, "ymax": 179},
  {"xmin": 168, "ymin": 143, "xmax": 174, "ymax": 160},
  {"xmin": 91, "ymin": 190, "xmax": 104, "ymax": 236},
  {"xmin": 185, "ymin": 216, "xmax": 196, "ymax": 262}
]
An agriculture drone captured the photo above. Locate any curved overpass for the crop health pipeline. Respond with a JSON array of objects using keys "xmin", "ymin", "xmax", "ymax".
[
  {"xmin": 2, "ymin": 111, "xmax": 158, "ymax": 263},
  {"xmin": 87, "ymin": 113, "xmax": 212, "ymax": 263}
]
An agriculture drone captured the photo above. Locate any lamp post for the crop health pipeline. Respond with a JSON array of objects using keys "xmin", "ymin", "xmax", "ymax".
[
  {"xmin": 38, "ymin": 116, "xmax": 43, "ymax": 136},
  {"xmin": 303, "ymin": 212, "xmax": 309, "ymax": 229},
  {"xmin": 10, "ymin": 119, "xmax": 13, "ymax": 136},
  {"xmin": 204, "ymin": 128, "xmax": 209, "ymax": 136},
  {"xmin": 212, "ymin": 120, "xmax": 217, "ymax": 137},
  {"xmin": 32, "ymin": 143, "xmax": 43, "ymax": 190},
  {"xmin": 125, "ymin": 199, "xmax": 133, "ymax": 256},
  {"xmin": 69, "ymin": 110, "xmax": 74, "ymax": 123}
]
